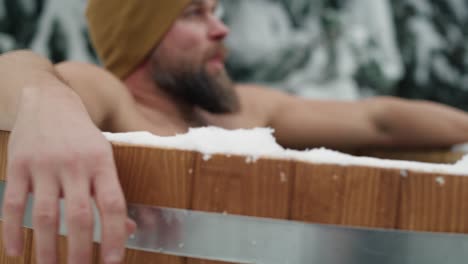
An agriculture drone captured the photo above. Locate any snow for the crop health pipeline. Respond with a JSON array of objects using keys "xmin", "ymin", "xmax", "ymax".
[
  {"xmin": 104, "ymin": 127, "xmax": 468, "ymax": 176},
  {"xmin": 223, "ymin": 0, "xmax": 404, "ymax": 99},
  {"xmin": 345, "ymin": 0, "xmax": 403, "ymax": 81},
  {"xmin": 406, "ymin": 0, "xmax": 432, "ymax": 16},
  {"xmin": 435, "ymin": 176, "xmax": 446, "ymax": 186},
  {"xmin": 408, "ymin": 17, "xmax": 444, "ymax": 84},
  {"xmin": 30, "ymin": 0, "xmax": 94, "ymax": 62},
  {"xmin": 280, "ymin": 172, "xmax": 287, "ymax": 183},
  {"xmin": 433, "ymin": 56, "xmax": 461, "ymax": 85},
  {"xmin": 453, "ymin": 143, "xmax": 468, "ymax": 153},
  {"xmin": 455, "ymin": 154, "xmax": 468, "ymax": 166},
  {"xmin": 105, "ymin": 127, "xmax": 284, "ymax": 159},
  {"xmin": 447, "ymin": 0, "xmax": 468, "ymax": 23}
]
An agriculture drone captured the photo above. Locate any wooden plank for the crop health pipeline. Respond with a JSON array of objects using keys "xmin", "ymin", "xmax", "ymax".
[
  {"xmin": 291, "ymin": 164, "xmax": 345, "ymax": 224},
  {"xmin": 30, "ymin": 236, "xmax": 99, "ymax": 264},
  {"xmin": 93, "ymin": 145, "xmax": 197, "ymax": 264},
  {"xmin": 0, "ymin": 132, "xmax": 32, "ymax": 264},
  {"xmin": 188, "ymin": 154, "xmax": 294, "ymax": 264},
  {"xmin": 2, "ymin": 130, "xmax": 468, "ymax": 262},
  {"xmin": 398, "ymin": 171, "xmax": 468, "ymax": 233},
  {"xmin": 358, "ymin": 149, "xmax": 464, "ymax": 164},
  {"xmin": 291, "ymin": 163, "xmax": 401, "ymax": 229},
  {"xmin": 0, "ymin": 131, "xmax": 8, "ymax": 181},
  {"xmin": 339, "ymin": 166, "xmax": 400, "ymax": 228},
  {"xmin": 0, "ymin": 222, "xmax": 32, "ymax": 264},
  {"xmin": 112, "ymin": 144, "xmax": 195, "ymax": 207},
  {"xmin": 96, "ymin": 249, "xmax": 182, "ymax": 264},
  {"xmin": 191, "ymin": 154, "xmax": 293, "ymax": 217}
]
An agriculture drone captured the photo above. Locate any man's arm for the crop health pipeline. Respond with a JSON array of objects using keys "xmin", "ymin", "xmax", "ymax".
[
  {"xmin": 0, "ymin": 50, "xmax": 133, "ymax": 264},
  {"xmin": 0, "ymin": 50, "xmax": 93, "ymax": 130},
  {"xmin": 238, "ymin": 85, "xmax": 468, "ymax": 150}
]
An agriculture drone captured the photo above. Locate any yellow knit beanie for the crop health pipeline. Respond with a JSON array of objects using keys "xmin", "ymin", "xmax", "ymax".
[{"xmin": 86, "ymin": 0, "xmax": 190, "ymax": 79}]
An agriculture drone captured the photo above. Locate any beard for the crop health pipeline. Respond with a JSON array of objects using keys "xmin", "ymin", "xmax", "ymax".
[{"xmin": 150, "ymin": 54, "xmax": 240, "ymax": 114}]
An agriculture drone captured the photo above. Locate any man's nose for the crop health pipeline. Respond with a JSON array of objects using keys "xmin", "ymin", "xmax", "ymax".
[{"xmin": 208, "ymin": 16, "xmax": 230, "ymax": 41}]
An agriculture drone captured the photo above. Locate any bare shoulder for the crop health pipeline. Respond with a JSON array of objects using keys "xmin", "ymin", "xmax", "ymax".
[
  {"xmin": 54, "ymin": 61, "xmax": 137, "ymax": 105},
  {"xmin": 230, "ymin": 83, "xmax": 292, "ymax": 127},
  {"xmin": 55, "ymin": 61, "xmax": 125, "ymax": 91},
  {"xmin": 54, "ymin": 61, "xmax": 142, "ymax": 132}
]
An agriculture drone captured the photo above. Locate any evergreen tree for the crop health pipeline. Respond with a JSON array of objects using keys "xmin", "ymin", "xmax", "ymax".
[
  {"xmin": 0, "ymin": 0, "xmax": 96, "ymax": 63},
  {"xmin": 393, "ymin": 0, "xmax": 468, "ymax": 110}
]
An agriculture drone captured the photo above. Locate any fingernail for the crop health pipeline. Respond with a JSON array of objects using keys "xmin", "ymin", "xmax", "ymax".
[{"xmin": 105, "ymin": 249, "xmax": 123, "ymax": 264}]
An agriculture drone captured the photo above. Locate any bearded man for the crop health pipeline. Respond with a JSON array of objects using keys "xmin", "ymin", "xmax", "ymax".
[{"xmin": 1, "ymin": 0, "xmax": 468, "ymax": 263}]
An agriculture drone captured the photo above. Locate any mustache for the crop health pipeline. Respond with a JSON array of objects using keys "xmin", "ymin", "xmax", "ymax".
[{"xmin": 205, "ymin": 45, "xmax": 229, "ymax": 62}]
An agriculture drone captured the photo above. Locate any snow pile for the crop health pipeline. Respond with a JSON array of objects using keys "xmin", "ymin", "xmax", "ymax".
[
  {"xmin": 104, "ymin": 127, "xmax": 284, "ymax": 158},
  {"xmin": 286, "ymin": 148, "xmax": 468, "ymax": 175},
  {"xmin": 104, "ymin": 127, "xmax": 468, "ymax": 176},
  {"xmin": 453, "ymin": 143, "xmax": 468, "ymax": 153}
]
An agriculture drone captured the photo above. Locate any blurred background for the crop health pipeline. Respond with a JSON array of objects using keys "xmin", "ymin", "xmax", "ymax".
[{"xmin": 1, "ymin": 0, "xmax": 467, "ymax": 110}]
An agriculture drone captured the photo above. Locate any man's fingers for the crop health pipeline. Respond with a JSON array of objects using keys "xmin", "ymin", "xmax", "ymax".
[
  {"xmin": 126, "ymin": 218, "xmax": 136, "ymax": 237},
  {"xmin": 32, "ymin": 173, "xmax": 60, "ymax": 264},
  {"xmin": 2, "ymin": 164, "xmax": 29, "ymax": 256},
  {"xmin": 61, "ymin": 171, "xmax": 94, "ymax": 264},
  {"xmin": 93, "ymin": 166, "xmax": 127, "ymax": 264}
]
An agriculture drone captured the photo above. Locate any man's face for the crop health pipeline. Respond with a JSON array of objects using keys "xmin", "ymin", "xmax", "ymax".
[{"xmin": 149, "ymin": 0, "xmax": 239, "ymax": 114}]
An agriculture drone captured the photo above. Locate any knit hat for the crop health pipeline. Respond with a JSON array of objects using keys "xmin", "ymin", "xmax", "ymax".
[{"xmin": 86, "ymin": 0, "xmax": 191, "ymax": 79}]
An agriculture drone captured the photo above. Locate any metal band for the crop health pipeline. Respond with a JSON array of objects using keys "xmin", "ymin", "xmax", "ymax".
[{"xmin": 1, "ymin": 181, "xmax": 468, "ymax": 263}]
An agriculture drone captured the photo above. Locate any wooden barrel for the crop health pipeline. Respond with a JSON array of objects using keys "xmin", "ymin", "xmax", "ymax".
[
  {"xmin": 357, "ymin": 149, "xmax": 466, "ymax": 164},
  {"xmin": 0, "ymin": 130, "xmax": 468, "ymax": 263}
]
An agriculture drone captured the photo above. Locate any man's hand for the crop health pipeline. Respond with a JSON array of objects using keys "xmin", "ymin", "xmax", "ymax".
[{"xmin": 1, "ymin": 85, "xmax": 132, "ymax": 264}]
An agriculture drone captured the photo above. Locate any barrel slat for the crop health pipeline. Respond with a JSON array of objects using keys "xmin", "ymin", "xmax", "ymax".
[
  {"xmin": 188, "ymin": 154, "xmax": 294, "ymax": 264},
  {"xmin": 398, "ymin": 172, "xmax": 468, "ymax": 233},
  {"xmin": 0, "ymin": 130, "xmax": 467, "ymax": 263}
]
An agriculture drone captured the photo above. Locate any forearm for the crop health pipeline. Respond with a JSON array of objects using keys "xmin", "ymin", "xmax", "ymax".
[
  {"xmin": 0, "ymin": 50, "xmax": 105, "ymax": 131},
  {"xmin": 269, "ymin": 94, "xmax": 390, "ymax": 150},
  {"xmin": 369, "ymin": 97, "xmax": 468, "ymax": 147},
  {"xmin": 0, "ymin": 52, "xmax": 131, "ymax": 264},
  {"xmin": 269, "ymin": 92, "xmax": 468, "ymax": 150}
]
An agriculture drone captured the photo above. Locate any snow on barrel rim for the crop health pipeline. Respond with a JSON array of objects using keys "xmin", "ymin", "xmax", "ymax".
[{"xmin": 103, "ymin": 127, "xmax": 468, "ymax": 176}]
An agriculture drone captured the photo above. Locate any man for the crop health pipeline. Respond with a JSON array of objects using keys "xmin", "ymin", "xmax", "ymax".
[{"xmin": 1, "ymin": 0, "xmax": 468, "ymax": 263}]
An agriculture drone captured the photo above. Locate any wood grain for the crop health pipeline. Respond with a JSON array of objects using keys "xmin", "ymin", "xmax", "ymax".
[
  {"xmin": 291, "ymin": 163, "xmax": 401, "ymax": 229},
  {"xmin": 94, "ymin": 144, "xmax": 197, "ymax": 264},
  {"xmin": 398, "ymin": 171, "xmax": 468, "ymax": 233},
  {"xmin": 0, "ymin": 131, "xmax": 8, "ymax": 181},
  {"xmin": 188, "ymin": 154, "xmax": 294, "ymax": 264},
  {"xmin": 30, "ymin": 236, "xmax": 100, "ymax": 264},
  {"xmin": 358, "ymin": 149, "xmax": 465, "ymax": 164},
  {"xmin": 0, "ymin": 222, "xmax": 32, "ymax": 264},
  {"xmin": 1, "ymin": 130, "xmax": 468, "ymax": 263}
]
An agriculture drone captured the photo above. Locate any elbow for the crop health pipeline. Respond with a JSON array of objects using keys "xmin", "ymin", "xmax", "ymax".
[
  {"xmin": 364, "ymin": 96, "xmax": 410, "ymax": 117},
  {"xmin": 362, "ymin": 96, "xmax": 407, "ymax": 143},
  {"xmin": 365, "ymin": 96, "xmax": 403, "ymax": 106}
]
